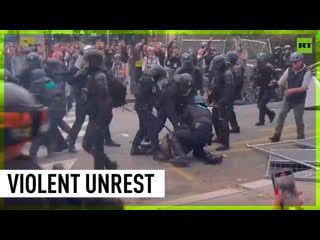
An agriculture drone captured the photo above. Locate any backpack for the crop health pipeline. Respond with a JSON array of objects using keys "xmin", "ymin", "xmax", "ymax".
[{"xmin": 105, "ymin": 70, "xmax": 126, "ymax": 108}]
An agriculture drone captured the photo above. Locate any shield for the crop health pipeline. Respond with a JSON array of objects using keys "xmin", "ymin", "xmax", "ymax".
[{"xmin": 109, "ymin": 79, "xmax": 127, "ymax": 108}]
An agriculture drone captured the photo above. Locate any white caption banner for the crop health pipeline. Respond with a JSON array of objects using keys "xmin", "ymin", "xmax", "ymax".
[{"xmin": 0, "ymin": 170, "xmax": 165, "ymax": 198}]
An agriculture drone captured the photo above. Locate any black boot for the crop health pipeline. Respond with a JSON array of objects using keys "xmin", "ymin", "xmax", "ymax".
[
  {"xmin": 255, "ymin": 121, "xmax": 264, "ymax": 126},
  {"xmin": 130, "ymin": 144, "xmax": 151, "ymax": 155},
  {"xmin": 66, "ymin": 135, "xmax": 77, "ymax": 153},
  {"xmin": 269, "ymin": 111, "xmax": 276, "ymax": 123},
  {"xmin": 229, "ymin": 127, "xmax": 240, "ymax": 133},
  {"xmin": 104, "ymin": 156, "xmax": 118, "ymax": 170},
  {"xmin": 256, "ymin": 110, "xmax": 265, "ymax": 126},
  {"xmin": 212, "ymin": 137, "xmax": 222, "ymax": 143},
  {"xmin": 104, "ymin": 139, "xmax": 121, "ymax": 147},
  {"xmin": 216, "ymin": 120, "xmax": 230, "ymax": 151},
  {"xmin": 140, "ymin": 144, "xmax": 153, "ymax": 154},
  {"xmin": 54, "ymin": 130, "xmax": 68, "ymax": 152},
  {"xmin": 269, "ymin": 134, "xmax": 280, "ymax": 142}
]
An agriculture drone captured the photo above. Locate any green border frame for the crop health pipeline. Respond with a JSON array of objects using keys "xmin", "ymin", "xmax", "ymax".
[{"xmin": 0, "ymin": 30, "xmax": 319, "ymax": 210}]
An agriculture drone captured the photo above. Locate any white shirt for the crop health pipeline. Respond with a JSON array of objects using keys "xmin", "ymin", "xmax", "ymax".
[{"xmin": 278, "ymin": 64, "xmax": 313, "ymax": 89}]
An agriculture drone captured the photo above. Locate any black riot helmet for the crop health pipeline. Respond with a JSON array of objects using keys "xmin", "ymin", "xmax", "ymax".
[
  {"xmin": 256, "ymin": 52, "xmax": 268, "ymax": 67},
  {"xmin": 210, "ymin": 54, "xmax": 226, "ymax": 72},
  {"xmin": 257, "ymin": 52, "xmax": 268, "ymax": 62},
  {"xmin": 25, "ymin": 52, "xmax": 41, "ymax": 69},
  {"xmin": 145, "ymin": 64, "xmax": 168, "ymax": 82},
  {"xmin": 44, "ymin": 58, "xmax": 65, "ymax": 75},
  {"xmin": 1, "ymin": 82, "xmax": 49, "ymax": 157},
  {"xmin": 181, "ymin": 53, "xmax": 193, "ymax": 63},
  {"xmin": 83, "ymin": 49, "xmax": 104, "ymax": 69},
  {"xmin": 174, "ymin": 73, "xmax": 193, "ymax": 96},
  {"xmin": 226, "ymin": 51, "xmax": 239, "ymax": 64}
]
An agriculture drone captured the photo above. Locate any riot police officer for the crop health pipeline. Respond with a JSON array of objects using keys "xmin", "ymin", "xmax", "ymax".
[
  {"xmin": 130, "ymin": 64, "xmax": 166, "ymax": 160},
  {"xmin": 16, "ymin": 52, "xmax": 41, "ymax": 90},
  {"xmin": 28, "ymin": 69, "xmax": 69, "ymax": 159},
  {"xmin": 66, "ymin": 47, "xmax": 93, "ymax": 153},
  {"xmin": 151, "ymin": 64, "xmax": 183, "ymax": 133},
  {"xmin": 282, "ymin": 45, "xmax": 293, "ymax": 69},
  {"xmin": 208, "ymin": 54, "xmax": 234, "ymax": 151},
  {"xmin": 174, "ymin": 52, "xmax": 204, "ymax": 95},
  {"xmin": 1, "ymin": 81, "xmax": 124, "ymax": 209},
  {"xmin": 272, "ymin": 46, "xmax": 285, "ymax": 69},
  {"xmin": 44, "ymin": 58, "xmax": 71, "ymax": 136},
  {"xmin": 251, "ymin": 53, "xmax": 277, "ymax": 126},
  {"xmin": 159, "ymin": 95, "xmax": 224, "ymax": 167},
  {"xmin": 80, "ymin": 48, "xmax": 117, "ymax": 170},
  {"xmin": 225, "ymin": 51, "xmax": 243, "ymax": 133}
]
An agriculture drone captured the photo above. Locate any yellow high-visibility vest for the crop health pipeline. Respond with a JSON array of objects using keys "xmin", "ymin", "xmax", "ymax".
[{"xmin": 135, "ymin": 59, "xmax": 143, "ymax": 67}]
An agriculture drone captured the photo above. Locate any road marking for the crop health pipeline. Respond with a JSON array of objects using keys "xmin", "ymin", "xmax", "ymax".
[
  {"xmin": 207, "ymin": 130, "xmax": 317, "ymax": 155},
  {"xmin": 239, "ymin": 179, "xmax": 272, "ymax": 189},
  {"xmin": 218, "ymin": 147, "xmax": 252, "ymax": 154},
  {"xmin": 230, "ymin": 129, "xmax": 316, "ymax": 148},
  {"xmin": 162, "ymin": 130, "xmax": 317, "ymax": 181},
  {"xmin": 257, "ymin": 124, "xmax": 295, "ymax": 132},
  {"xmin": 163, "ymin": 163, "xmax": 197, "ymax": 182}
]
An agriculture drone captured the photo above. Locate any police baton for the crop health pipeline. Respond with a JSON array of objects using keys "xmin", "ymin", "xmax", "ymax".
[{"xmin": 147, "ymin": 109, "xmax": 173, "ymax": 133}]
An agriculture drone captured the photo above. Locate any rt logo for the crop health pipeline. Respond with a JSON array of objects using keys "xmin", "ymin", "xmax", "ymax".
[{"xmin": 296, "ymin": 38, "xmax": 313, "ymax": 54}]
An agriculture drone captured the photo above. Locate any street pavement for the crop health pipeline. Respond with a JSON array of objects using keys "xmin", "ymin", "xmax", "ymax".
[{"xmin": 22, "ymin": 99, "xmax": 318, "ymax": 208}]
